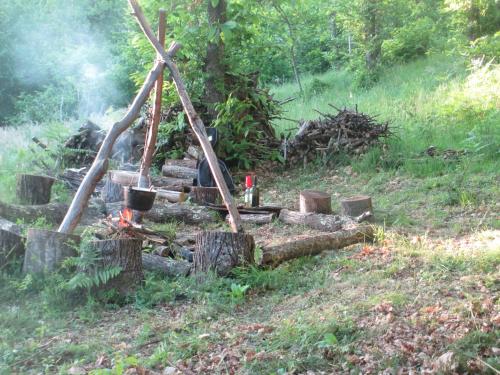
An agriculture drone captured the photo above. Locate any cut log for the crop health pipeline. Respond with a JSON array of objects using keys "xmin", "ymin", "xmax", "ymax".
[
  {"xmin": 165, "ymin": 159, "xmax": 197, "ymax": 169},
  {"xmin": 226, "ymin": 213, "xmax": 275, "ymax": 225},
  {"xmin": 16, "ymin": 174, "xmax": 55, "ymax": 205},
  {"xmin": 0, "ymin": 217, "xmax": 23, "ymax": 235},
  {"xmin": 0, "ymin": 201, "xmax": 68, "ymax": 225},
  {"xmin": 88, "ymin": 238, "xmax": 143, "ymax": 294},
  {"xmin": 261, "ymin": 225, "xmax": 373, "ymax": 265},
  {"xmin": 194, "ymin": 231, "xmax": 255, "ymax": 276},
  {"xmin": 105, "ymin": 202, "xmax": 217, "ymax": 224},
  {"xmin": 110, "ymin": 170, "xmax": 193, "ymax": 188},
  {"xmin": 162, "ymin": 165, "xmax": 197, "ymax": 179},
  {"xmin": 23, "ymin": 229, "xmax": 80, "ymax": 273},
  {"xmin": 156, "ymin": 189, "xmax": 187, "ymax": 203},
  {"xmin": 142, "ymin": 253, "xmax": 191, "ymax": 277},
  {"xmin": 101, "ymin": 173, "xmax": 124, "ymax": 203},
  {"xmin": 0, "ymin": 229, "xmax": 25, "ymax": 269},
  {"xmin": 190, "ymin": 186, "xmax": 221, "ymax": 205},
  {"xmin": 299, "ymin": 190, "xmax": 332, "ymax": 214},
  {"xmin": 341, "ymin": 195, "xmax": 373, "ymax": 217},
  {"xmin": 279, "ymin": 209, "xmax": 344, "ymax": 232}
]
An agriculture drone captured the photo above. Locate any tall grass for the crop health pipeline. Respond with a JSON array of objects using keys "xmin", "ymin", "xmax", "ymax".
[{"xmin": 271, "ymin": 54, "xmax": 499, "ymax": 175}]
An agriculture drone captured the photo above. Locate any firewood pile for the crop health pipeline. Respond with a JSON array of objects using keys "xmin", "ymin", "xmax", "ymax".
[{"xmin": 285, "ymin": 106, "xmax": 392, "ymax": 166}]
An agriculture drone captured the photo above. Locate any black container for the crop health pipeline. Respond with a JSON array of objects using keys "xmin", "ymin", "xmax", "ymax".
[{"xmin": 124, "ymin": 186, "xmax": 157, "ymax": 211}]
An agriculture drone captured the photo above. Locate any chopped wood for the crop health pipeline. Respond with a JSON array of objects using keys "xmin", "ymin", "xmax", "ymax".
[
  {"xmin": 190, "ymin": 186, "xmax": 221, "ymax": 205},
  {"xmin": 0, "ymin": 217, "xmax": 23, "ymax": 235},
  {"xmin": 226, "ymin": 213, "xmax": 275, "ymax": 225},
  {"xmin": 162, "ymin": 165, "xmax": 197, "ymax": 179},
  {"xmin": 165, "ymin": 159, "xmax": 197, "ymax": 169},
  {"xmin": 279, "ymin": 209, "xmax": 346, "ymax": 232},
  {"xmin": 156, "ymin": 189, "xmax": 187, "ymax": 203},
  {"xmin": 261, "ymin": 225, "xmax": 373, "ymax": 265},
  {"xmin": 142, "ymin": 253, "xmax": 191, "ymax": 277},
  {"xmin": 341, "ymin": 195, "xmax": 373, "ymax": 218},
  {"xmin": 110, "ymin": 170, "xmax": 193, "ymax": 188},
  {"xmin": 299, "ymin": 190, "xmax": 332, "ymax": 214}
]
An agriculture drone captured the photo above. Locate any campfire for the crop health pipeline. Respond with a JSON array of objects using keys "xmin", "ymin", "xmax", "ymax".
[{"xmin": 119, "ymin": 207, "xmax": 134, "ymax": 229}]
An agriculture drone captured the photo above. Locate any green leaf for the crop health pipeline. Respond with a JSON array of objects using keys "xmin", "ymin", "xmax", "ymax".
[
  {"xmin": 223, "ymin": 20, "xmax": 237, "ymax": 29},
  {"xmin": 211, "ymin": 0, "xmax": 220, "ymax": 8}
]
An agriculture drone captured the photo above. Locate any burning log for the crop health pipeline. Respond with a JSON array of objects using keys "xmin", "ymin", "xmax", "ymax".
[
  {"xmin": 23, "ymin": 229, "xmax": 80, "ymax": 274},
  {"xmin": 142, "ymin": 253, "xmax": 191, "ymax": 277},
  {"xmin": 299, "ymin": 190, "xmax": 332, "ymax": 214},
  {"xmin": 190, "ymin": 186, "xmax": 221, "ymax": 205},
  {"xmin": 16, "ymin": 174, "xmax": 55, "ymax": 205},
  {"xmin": 194, "ymin": 231, "xmax": 255, "ymax": 276},
  {"xmin": 341, "ymin": 195, "xmax": 373, "ymax": 218},
  {"xmin": 260, "ymin": 225, "xmax": 373, "ymax": 265},
  {"xmin": 279, "ymin": 209, "xmax": 346, "ymax": 232},
  {"xmin": 87, "ymin": 238, "xmax": 144, "ymax": 294},
  {"xmin": 162, "ymin": 165, "xmax": 197, "ymax": 179},
  {"xmin": 0, "ymin": 229, "xmax": 25, "ymax": 270}
]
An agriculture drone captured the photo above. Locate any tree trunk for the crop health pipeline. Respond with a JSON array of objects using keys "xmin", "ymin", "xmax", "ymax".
[
  {"xmin": 162, "ymin": 165, "xmax": 197, "ymax": 179},
  {"xmin": 279, "ymin": 209, "xmax": 344, "ymax": 232},
  {"xmin": 341, "ymin": 195, "xmax": 373, "ymax": 217},
  {"xmin": 0, "ymin": 229, "xmax": 25, "ymax": 270},
  {"xmin": 88, "ymin": 238, "xmax": 143, "ymax": 294},
  {"xmin": 142, "ymin": 253, "xmax": 191, "ymax": 277},
  {"xmin": 190, "ymin": 186, "xmax": 221, "ymax": 205},
  {"xmin": 23, "ymin": 229, "xmax": 80, "ymax": 274},
  {"xmin": 0, "ymin": 201, "xmax": 68, "ymax": 225},
  {"xmin": 261, "ymin": 226, "xmax": 373, "ymax": 265},
  {"xmin": 299, "ymin": 190, "xmax": 332, "ymax": 214},
  {"xmin": 194, "ymin": 231, "xmax": 255, "ymax": 276},
  {"xmin": 128, "ymin": 0, "xmax": 242, "ymax": 233},
  {"xmin": 204, "ymin": 0, "xmax": 227, "ymax": 118},
  {"xmin": 16, "ymin": 174, "xmax": 55, "ymax": 205}
]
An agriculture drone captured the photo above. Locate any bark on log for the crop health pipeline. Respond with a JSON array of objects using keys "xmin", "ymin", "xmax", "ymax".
[
  {"xmin": 226, "ymin": 213, "xmax": 275, "ymax": 225},
  {"xmin": 156, "ymin": 189, "xmax": 187, "ymax": 203},
  {"xmin": 165, "ymin": 159, "xmax": 197, "ymax": 169},
  {"xmin": 138, "ymin": 10, "xmax": 166, "ymax": 189},
  {"xmin": 190, "ymin": 186, "xmax": 220, "ymax": 205},
  {"xmin": 261, "ymin": 225, "xmax": 373, "ymax": 265},
  {"xmin": 341, "ymin": 195, "xmax": 373, "ymax": 217},
  {"xmin": 16, "ymin": 174, "xmax": 55, "ymax": 205},
  {"xmin": 299, "ymin": 190, "xmax": 332, "ymax": 214},
  {"xmin": 279, "ymin": 209, "xmax": 343, "ymax": 232},
  {"xmin": 0, "ymin": 201, "xmax": 68, "ymax": 225},
  {"xmin": 194, "ymin": 231, "xmax": 255, "ymax": 276},
  {"xmin": 0, "ymin": 229, "xmax": 25, "ymax": 269},
  {"xmin": 88, "ymin": 238, "xmax": 144, "ymax": 294},
  {"xmin": 162, "ymin": 165, "xmax": 197, "ymax": 179},
  {"xmin": 128, "ymin": 0, "xmax": 242, "ymax": 233},
  {"xmin": 142, "ymin": 253, "xmax": 191, "ymax": 277},
  {"xmin": 0, "ymin": 217, "xmax": 23, "ymax": 235},
  {"xmin": 106, "ymin": 202, "xmax": 217, "ymax": 224},
  {"xmin": 110, "ymin": 170, "xmax": 193, "ymax": 188},
  {"xmin": 23, "ymin": 229, "xmax": 80, "ymax": 273}
]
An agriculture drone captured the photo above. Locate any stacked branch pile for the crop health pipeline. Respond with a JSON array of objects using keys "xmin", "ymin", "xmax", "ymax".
[{"xmin": 286, "ymin": 107, "xmax": 392, "ymax": 166}]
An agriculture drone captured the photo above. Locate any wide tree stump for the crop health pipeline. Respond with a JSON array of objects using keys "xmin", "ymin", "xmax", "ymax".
[
  {"xmin": 101, "ymin": 173, "xmax": 125, "ymax": 203},
  {"xmin": 16, "ymin": 174, "xmax": 55, "ymax": 205},
  {"xmin": 279, "ymin": 209, "xmax": 343, "ymax": 232},
  {"xmin": 162, "ymin": 165, "xmax": 197, "ymax": 179},
  {"xmin": 190, "ymin": 186, "xmax": 221, "ymax": 205},
  {"xmin": 88, "ymin": 238, "xmax": 144, "ymax": 294},
  {"xmin": 341, "ymin": 195, "xmax": 373, "ymax": 217},
  {"xmin": 300, "ymin": 190, "xmax": 332, "ymax": 214},
  {"xmin": 0, "ymin": 229, "xmax": 25, "ymax": 269},
  {"xmin": 194, "ymin": 231, "xmax": 255, "ymax": 276},
  {"xmin": 23, "ymin": 229, "xmax": 80, "ymax": 274}
]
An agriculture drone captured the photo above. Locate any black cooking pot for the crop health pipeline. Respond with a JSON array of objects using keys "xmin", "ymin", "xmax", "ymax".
[{"xmin": 124, "ymin": 186, "xmax": 157, "ymax": 211}]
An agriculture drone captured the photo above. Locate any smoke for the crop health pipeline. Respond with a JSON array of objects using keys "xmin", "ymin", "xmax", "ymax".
[{"xmin": 9, "ymin": 0, "xmax": 125, "ymax": 119}]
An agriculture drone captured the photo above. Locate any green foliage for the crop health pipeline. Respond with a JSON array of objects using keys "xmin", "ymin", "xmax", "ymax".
[{"xmin": 229, "ymin": 283, "xmax": 250, "ymax": 303}]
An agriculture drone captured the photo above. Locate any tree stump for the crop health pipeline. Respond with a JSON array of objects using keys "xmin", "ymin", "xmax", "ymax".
[
  {"xmin": 0, "ymin": 229, "xmax": 25, "ymax": 269},
  {"xmin": 194, "ymin": 231, "xmax": 255, "ymax": 276},
  {"xmin": 88, "ymin": 238, "xmax": 144, "ymax": 295},
  {"xmin": 341, "ymin": 195, "xmax": 373, "ymax": 217},
  {"xmin": 16, "ymin": 174, "xmax": 55, "ymax": 205},
  {"xmin": 23, "ymin": 229, "xmax": 80, "ymax": 274},
  {"xmin": 299, "ymin": 190, "xmax": 332, "ymax": 214},
  {"xmin": 101, "ymin": 173, "xmax": 124, "ymax": 203},
  {"xmin": 190, "ymin": 186, "xmax": 221, "ymax": 205}
]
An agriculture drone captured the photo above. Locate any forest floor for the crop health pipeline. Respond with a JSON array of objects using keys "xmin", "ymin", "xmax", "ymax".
[{"xmin": 0, "ymin": 55, "xmax": 499, "ymax": 374}]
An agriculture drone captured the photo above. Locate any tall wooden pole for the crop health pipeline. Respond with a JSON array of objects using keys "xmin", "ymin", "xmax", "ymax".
[
  {"xmin": 138, "ymin": 9, "xmax": 166, "ymax": 188},
  {"xmin": 128, "ymin": 0, "xmax": 243, "ymax": 233}
]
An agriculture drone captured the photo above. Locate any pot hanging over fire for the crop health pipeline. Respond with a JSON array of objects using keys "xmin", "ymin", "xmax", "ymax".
[{"xmin": 124, "ymin": 186, "xmax": 157, "ymax": 211}]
